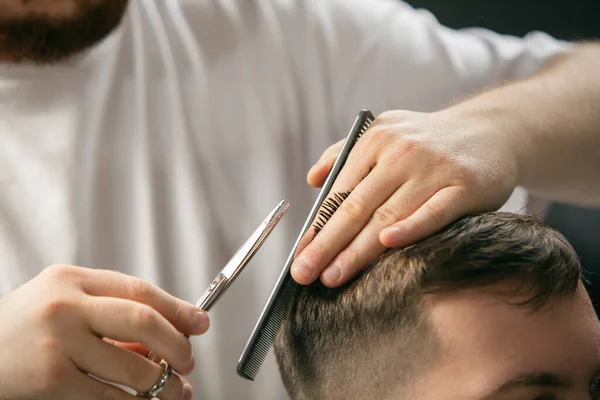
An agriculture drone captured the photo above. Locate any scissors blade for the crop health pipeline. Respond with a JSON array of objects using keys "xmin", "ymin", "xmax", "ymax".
[{"xmin": 195, "ymin": 200, "xmax": 290, "ymax": 310}]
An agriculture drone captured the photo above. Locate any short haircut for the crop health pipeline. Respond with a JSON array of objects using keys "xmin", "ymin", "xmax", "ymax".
[{"xmin": 274, "ymin": 212, "xmax": 582, "ymax": 400}]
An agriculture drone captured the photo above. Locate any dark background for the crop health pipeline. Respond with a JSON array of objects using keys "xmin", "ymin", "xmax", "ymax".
[
  {"xmin": 405, "ymin": 0, "xmax": 600, "ymax": 305},
  {"xmin": 406, "ymin": 1, "xmax": 600, "ymax": 40}
]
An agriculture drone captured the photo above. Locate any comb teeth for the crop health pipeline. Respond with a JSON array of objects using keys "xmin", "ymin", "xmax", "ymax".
[
  {"xmin": 237, "ymin": 277, "xmax": 299, "ymax": 380},
  {"xmin": 312, "ymin": 114, "xmax": 374, "ymax": 236},
  {"xmin": 313, "ymin": 191, "xmax": 351, "ymax": 237},
  {"xmin": 355, "ymin": 115, "xmax": 374, "ymax": 142},
  {"xmin": 237, "ymin": 110, "xmax": 375, "ymax": 382}
]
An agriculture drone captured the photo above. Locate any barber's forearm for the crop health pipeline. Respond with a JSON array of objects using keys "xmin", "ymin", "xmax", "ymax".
[{"xmin": 447, "ymin": 42, "xmax": 600, "ymax": 207}]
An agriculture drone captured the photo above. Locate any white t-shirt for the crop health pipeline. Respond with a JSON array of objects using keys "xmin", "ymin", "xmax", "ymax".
[{"xmin": 0, "ymin": 0, "xmax": 568, "ymax": 398}]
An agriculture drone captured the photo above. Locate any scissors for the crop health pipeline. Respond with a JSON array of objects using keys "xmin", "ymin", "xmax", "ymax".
[
  {"xmin": 195, "ymin": 199, "xmax": 290, "ymax": 311},
  {"xmin": 138, "ymin": 200, "xmax": 290, "ymax": 398}
]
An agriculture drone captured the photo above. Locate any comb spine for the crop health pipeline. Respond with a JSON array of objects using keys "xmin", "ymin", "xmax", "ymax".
[{"xmin": 236, "ymin": 110, "xmax": 375, "ymax": 380}]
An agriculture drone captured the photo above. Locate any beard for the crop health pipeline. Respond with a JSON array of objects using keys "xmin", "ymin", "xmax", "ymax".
[{"xmin": 0, "ymin": 0, "xmax": 129, "ymax": 64}]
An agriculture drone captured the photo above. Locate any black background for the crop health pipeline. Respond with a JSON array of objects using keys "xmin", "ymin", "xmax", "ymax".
[{"xmin": 406, "ymin": 0, "xmax": 600, "ymax": 40}]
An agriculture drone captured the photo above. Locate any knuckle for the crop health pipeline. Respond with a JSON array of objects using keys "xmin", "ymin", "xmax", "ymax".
[
  {"xmin": 384, "ymin": 137, "xmax": 422, "ymax": 165},
  {"xmin": 364, "ymin": 126, "xmax": 389, "ymax": 144},
  {"xmin": 377, "ymin": 110, "xmax": 396, "ymax": 121},
  {"xmin": 354, "ymin": 126, "xmax": 376, "ymax": 149},
  {"xmin": 39, "ymin": 297, "xmax": 76, "ymax": 321},
  {"xmin": 431, "ymin": 151, "xmax": 454, "ymax": 168},
  {"xmin": 42, "ymin": 264, "xmax": 78, "ymax": 280},
  {"xmin": 373, "ymin": 207, "xmax": 401, "ymax": 227},
  {"xmin": 38, "ymin": 334, "xmax": 63, "ymax": 356},
  {"xmin": 132, "ymin": 304, "xmax": 159, "ymax": 330},
  {"xmin": 326, "ymin": 141, "xmax": 342, "ymax": 155},
  {"xmin": 306, "ymin": 239, "xmax": 330, "ymax": 261},
  {"xmin": 454, "ymin": 163, "xmax": 481, "ymax": 186},
  {"xmin": 401, "ymin": 217, "xmax": 420, "ymax": 236},
  {"xmin": 378, "ymin": 109, "xmax": 412, "ymax": 123},
  {"xmin": 121, "ymin": 356, "xmax": 149, "ymax": 388},
  {"xmin": 398, "ymin": 137, "xmax": 424, "ymax": 155},
  {"xmin": 171, "ymin": 301, "xmax": 189, "ymax": 327},
  {"xmin": 341, "ymin": 193, "xmax": 368, "ymax": 222},
  {"xmin": 341, "ymin": 247, "xmax": 361, "ymax": 270},
  {"xmin": 38, "ymin": 356, "xmax": 72, "ymax": 391},
  {"xmin": 128, "ymin": 277, "xmax": 153, "ymax": 301},
  {"xmin": 423, "ymin": 199, "xmax": 448, "ymax": 221}
]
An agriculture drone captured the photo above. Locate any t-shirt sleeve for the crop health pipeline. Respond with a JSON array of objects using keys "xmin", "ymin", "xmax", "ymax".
[{"xmin": 276, "ymin": 0, "xmax": 571, "ymax": 135}]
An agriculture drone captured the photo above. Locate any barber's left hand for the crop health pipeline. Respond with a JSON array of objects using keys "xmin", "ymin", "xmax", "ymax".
[{"xmin": 291, "ymin": 109, "xmax": 519, "ymax": 287}]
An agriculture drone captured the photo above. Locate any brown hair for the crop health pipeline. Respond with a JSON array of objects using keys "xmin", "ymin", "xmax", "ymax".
[{"xmin": 274, "ymin": 212, "xmax": 581, "ymax": 400}]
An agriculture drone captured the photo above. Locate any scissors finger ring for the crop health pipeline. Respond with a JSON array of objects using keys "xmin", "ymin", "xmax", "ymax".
[{"xmin": 137, "ymin": 360, "xmax": 172, "ymax": 398}]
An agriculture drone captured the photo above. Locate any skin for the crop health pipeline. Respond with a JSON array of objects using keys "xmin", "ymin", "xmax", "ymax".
[
  {"xmin": 292, "ymin": 44, "xmax": 600, "ymax": 288},
  {"xmin": 1, "ymin": 1, "xmax": 599, "ymax": 396},
  {"xmin": 409, "ymin": 283, "xmax": 600, "ymax": 400},
  {"xmin": 0, "ymin": 2, "xmax": 206, "ymax": 399},
  {"xmin": 0, "ymin": 265, "xmax": 208, "ymax": 399}
]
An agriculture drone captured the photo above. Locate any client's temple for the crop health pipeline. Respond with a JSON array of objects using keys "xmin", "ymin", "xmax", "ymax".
[{"xmin": 275, "ymin": 212, "xmax": 600, "ymax": 400}]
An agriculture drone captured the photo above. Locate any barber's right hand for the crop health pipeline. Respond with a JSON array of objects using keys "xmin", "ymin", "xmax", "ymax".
[{"xmin": 0, "ymin": 264, "xmax": 210, "ymax": 400}]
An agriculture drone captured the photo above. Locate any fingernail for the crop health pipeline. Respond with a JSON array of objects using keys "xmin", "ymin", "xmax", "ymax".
[
  {"xmin": 192, "ymin": 311, "xmax": 210, "ymax": 333},
  {"xmin": 292, "ymin": 259, "xmax": 314, "ymax": 280},
  {"xmin": 183, "ymin": 383, "xmax": 194, "ymax": 400},
  {"xmin": 323, "ymin": 263, "xmax": 342, "ymax": 283}
]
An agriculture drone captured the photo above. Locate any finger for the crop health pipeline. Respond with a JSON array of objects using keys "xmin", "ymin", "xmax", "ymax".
[
  {"xmin": 307, "ymin": 141, "xmax": 344, "ymax": 187},
  {"xmin": 103, "ymin": 338, "xmax": 150, "ymax": 358},
  {"xmin": 293, "ymin": 228, "xmax": 313, "ymax": 259},
  {"xmin": 320, "ymin": 179, "xmax": 440, "ymax": 287},
  {"xmin": 76, "ymin": 268, "xmax": 210, "ymax": 336},
  {"xmin": 380, "ymin": 186, "xmax": 471, "ymax": 248},
  {"xmin": 103, "ymin": 343, "xmax": 195, "ymax": 397},
  {"xmin": 76, "ymin": 372, "xmax": 140, "ymax": 400},
  {"xmin": 72, "ymin": 336, "xmax": 191, "ymax": 399},
  {"xmin": 298, "ymin": 132, "xmax": 378, "ymax": 257},
  {"xmin": 292, "ymin": 165, "xmax": 400, "ymax": 284},
  {"xmin": 84, "ymin": 297, "xmax": 194, "ymax": 374},
  {"xmin": 179, "ymin": 378, "xmax": 195, "ymax": 400},
  {"xmin": 147, "ymin": 366, "xmax": 193, "ymax": 400}
]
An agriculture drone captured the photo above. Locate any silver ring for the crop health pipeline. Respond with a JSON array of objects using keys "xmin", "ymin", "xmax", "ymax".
[{"xmin": 137, "ymin": 360, "xmax": 172, "ymax": 398}]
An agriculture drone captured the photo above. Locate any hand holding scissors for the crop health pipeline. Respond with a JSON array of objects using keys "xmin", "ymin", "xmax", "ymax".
[
  {"xmin": 139, "ymin": 200, "xmax": 290, "ymax": 398},
  {"xmin": 0, "ymin": 201, "xmax": 288, "ymax": 400}
]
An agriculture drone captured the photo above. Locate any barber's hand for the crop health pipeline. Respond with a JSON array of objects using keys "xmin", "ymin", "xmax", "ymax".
[
  {"xmin": 0, "ymin": 265, "xmax": 210, "ymax": 400},
  {"xmin": 292, "ymin": 109, "xmax": 518, "ymax": 287}
]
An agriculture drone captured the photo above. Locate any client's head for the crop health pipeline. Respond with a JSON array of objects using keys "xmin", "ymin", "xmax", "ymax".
[{"xmin": 275, "ymin": 212, "xmax": 600, "ymax": 400}]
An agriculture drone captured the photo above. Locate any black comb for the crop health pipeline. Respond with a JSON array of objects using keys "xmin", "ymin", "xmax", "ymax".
[{"xmin": 236, "ymin": 109, "xmax": 375, "ymax": 380}]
